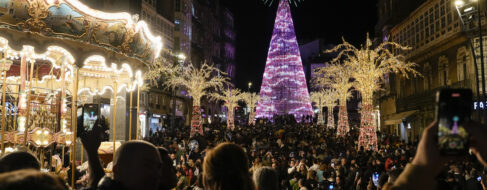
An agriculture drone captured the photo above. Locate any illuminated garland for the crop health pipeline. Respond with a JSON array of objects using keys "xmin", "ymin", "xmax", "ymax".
[
  {"xmin": 313, "ymin": 62, "xmax": 353, "ymax": 136},
  {"xmin": 337, "ymin": 104, "xmax": 349, "ymax": 137},
  {"xmin": 326, "ymin": 106, "xmax": 334, "ymax": 129},
  {"xmin": 326, "ymin": 34, "xmax": 420, "ymax": 150},
  {"xmin": 310, "ymin": 91, "xmax": 326, "ymax": 125},
  {"xmin": 211, "ymin": 89, "xmax": 245, "ymax": 131},
  {"xmin": 242, "ymin": 92, "xmax": 260, "ymax": 125},
  {"xmin": 357, "ymin": 104, "xmax": 377, "ymax": 150},
  {"xmin": 161, "ymin": 63, "xmax": 229, "ymax": 137},
  {"xmin": 190, "ymin": 106, "xmax": 202, "ymax": 136},
  {"xmin": 255, "ymin": 0, "xmax": 313, "ymax": 120},
  {"xmin": 263, "ymin": 0, "xmax": 304, "ymax": 7}
]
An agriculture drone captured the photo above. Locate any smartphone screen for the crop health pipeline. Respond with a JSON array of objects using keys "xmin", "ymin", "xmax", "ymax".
[
  {"xmin": 328, "ymin": 182, "xmax": 335, "ymax": 190},
  {"xmin": 83, "ymin": 104, "xmax": 99, "ymax": 131},
  {"xmin": 436, "ymin": 89, "xmax": 472, "ymax": 156},
  {"xmin": 372, "ymin": 172, "xmax": 379, "ymax": 187}
]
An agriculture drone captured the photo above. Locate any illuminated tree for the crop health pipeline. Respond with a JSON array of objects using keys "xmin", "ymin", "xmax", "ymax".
[
  {"xmin": 263, "ymin": 0, "xmax": 304, "ymax": 6},
  {"xmin": 241, "ymin": 92, "xmax": 260, "ymax": 125},
  {"xmin": 322, "ymin": 89, "xmax": 339, "ymax": 130},
  {"xmin": 314, "ymin": 63, "xmax": 354, "ymax": 136},
  {"xmin": 310, "ymin": 91, "xmax": 326, "ymax": 125},
  {"xmin": 163, "ymin": 63, "xmax": 229, "ymax": 137},
  {"xmin": 328, "ymin": 34, "xmax": 420, "ymax": 150},
  {"xmin": 211, "ymin": 88, "xmax": 245, "ymax": 130},
  {"xmin": 256, "ymin": 0, "xmax": 313, "ymax": 120}
]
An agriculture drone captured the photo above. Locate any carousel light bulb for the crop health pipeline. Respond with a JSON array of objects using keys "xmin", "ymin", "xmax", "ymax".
[
  {"xmin": 36, "ymin": 140, "xmax": 41, "ymax": 145},
  {"xmin": 17, "ymin": 116, "xmax": 26, "ymax": 132},
  {"xmin": 36, "ymin": 130, "xmax": 41, "ymax": 135},
  {"xmin": 43, "ymin": 140, "xmax": 48, "ymax": 145},
  {"xmin": 43, "ymin": 130, "xmax": 49, "ymax": 135}
]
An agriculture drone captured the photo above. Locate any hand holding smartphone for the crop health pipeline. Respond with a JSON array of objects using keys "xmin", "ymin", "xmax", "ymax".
[{"xmin": 436, "ymin": 89, "xmax": 472, "ymax": 156}]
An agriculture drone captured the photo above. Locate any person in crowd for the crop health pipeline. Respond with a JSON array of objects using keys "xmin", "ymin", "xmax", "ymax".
[
  {"xmin": 0, "ymin": 169, "xmax": 68, "ymax": 190},
  {"xmin": 176, "ymin": 169, "xmax": 188, "ymax": 190},
  {"xmin": 80, "ymin": 125, "xmax": 162, "ymax": 190},
  {"xmin": 0, "ymin": 151, "xmax": 40, "ymax": 173},
  {"xmin": 202, "ymin": 142, "xmax": 254, "ymax": 190},
  {"xmin": 158, "ymin": 147, "xmax": 178, "ymax": 190},
  {"xmin": 253, "ymin": 167, "xmax": 279, "ymax": 190}
]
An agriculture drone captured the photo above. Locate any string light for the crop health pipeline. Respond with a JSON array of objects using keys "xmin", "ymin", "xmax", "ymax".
[
  {"xmin": 162, "ymin": 63, "xmax": 229, "ymax": 137},
  {"xmin": 242, "ymin": 92, "xmax": 260, "ymax": 125},
  {"xmin": 210, "ymin": 89, "xmax": 245, "ymax": 130},
  {"xmin": 314, "ymin": 63, "xmax": 354, "ymax": 136},
  {"xmin": 255, "ymin": 0, "xmax": 313, "ymax": 121},
  {"xmin": 326, "ymin": 34, "xmax": 420, "ymax": 150}
]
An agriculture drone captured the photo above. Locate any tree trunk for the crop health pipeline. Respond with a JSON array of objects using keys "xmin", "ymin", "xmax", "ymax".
[
  {"xmin": 227, "ymin": 108, "xmax": 235, "ymax": 130},
  {"xmin": 337, "ymin": 103, "xmax": 349, "ymax": 137},
  {"xmin": 358, "ymin": 103, "xmax": 377, "ymax": 151},
  {"xmin": 248, "ymin": 108, "xmax": 256, "ymax": 125},
  {"xmin": 190, "ymin": 106, "xmax": 203, "ymax": 137},
  {"xmin": 317, "ymin": 108, "xmax": 324, "ymax": 125},
  {"xmin": 326, "ymin": 106, "xmax": 334, "ymax": 129}
]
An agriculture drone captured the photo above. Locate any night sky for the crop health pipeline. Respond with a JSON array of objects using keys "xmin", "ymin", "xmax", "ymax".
[{"xmin": 222, "ymin": 0, "xmax": 378, "ymax": 92}]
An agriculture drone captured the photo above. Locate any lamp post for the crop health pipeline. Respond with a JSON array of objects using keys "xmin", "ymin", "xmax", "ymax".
[
  {"xmin": 455, "ymin": 0, "xmax": 484, "ymax": 97},
  {"xmin": 455, "ymin": 0, "xmax": 485, "ymax": 121},
  {"xmin": 172, "ymin": 53, "xmax": 186, "ymax": 132},
  {"xmin": 248, "ymin": 82, "xmax": 252, "ymax": 92}
]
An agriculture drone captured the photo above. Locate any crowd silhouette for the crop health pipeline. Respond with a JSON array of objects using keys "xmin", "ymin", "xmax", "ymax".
[{"xmin": 0, "ymin": 115, "xmax": 486, "ymax": 190}]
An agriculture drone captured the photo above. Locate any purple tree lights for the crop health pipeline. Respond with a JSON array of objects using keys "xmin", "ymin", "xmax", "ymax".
[{"xmin": 255, "ymin": 0, "xmax": 313, "ymax": 120}]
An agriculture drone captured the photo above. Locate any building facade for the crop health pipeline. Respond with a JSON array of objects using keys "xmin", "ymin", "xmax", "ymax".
[
  {"xmin": 377, "ymin": 0, "xmax": 487, "ymax": 142},
  {"xmin": 84, "ymin": 0, "xmax": 238, "ymax": 132}
]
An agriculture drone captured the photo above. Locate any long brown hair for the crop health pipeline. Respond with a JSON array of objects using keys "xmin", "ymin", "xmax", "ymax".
[{"xmin": 202, "ymin": 143, "xmax": 254, "ymax": 190}]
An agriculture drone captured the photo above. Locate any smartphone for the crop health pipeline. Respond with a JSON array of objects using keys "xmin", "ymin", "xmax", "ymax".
[
  {"xmin": 83, "ymin": 104, "xmax": 99, "ymax": 131},
  {"xmin": 331, "ymin": 162, "xmax": 334, "ymax": 168},
  {"xmin": 478, "ymin": 176, "xmax": 482, "ymax": 182},
  {"xmin": 436, "ymin": 89, "xmax": 472, "ymax": 156},
  {"xmin": 372, "ymin": 172, "xmax": 379, "ymax": 187}
]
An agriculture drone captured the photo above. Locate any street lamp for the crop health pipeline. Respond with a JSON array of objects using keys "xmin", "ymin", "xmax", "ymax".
[
  {"xmin": 455, "ymin": 0, "xmax": 484, "ymax": 98},
  {"xmin": 248, "ymin": 82, "xmax": 252, "ymax": 91},
  {"xmin": 177, "ymin": 53, "xmax": 186, "ymax": 65}
]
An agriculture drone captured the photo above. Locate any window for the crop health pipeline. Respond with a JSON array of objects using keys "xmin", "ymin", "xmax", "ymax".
[
  {"xmin": 424, "ymin": 63, "xmax": 431, "ymax": 91},
  {"xmin": 438, "ymin": 56, "xmax": 449, "ymax": 86},
  {"xmin": 175, "ymin": 0, "xmax": 181, "ymax": 12},
  {"xmin": 457, "ymin": 47, "xmax": 469, "ymax": 81},
  {"xmin": 175, "ymin": 19, "xmax": 180, "ymax": 31}
]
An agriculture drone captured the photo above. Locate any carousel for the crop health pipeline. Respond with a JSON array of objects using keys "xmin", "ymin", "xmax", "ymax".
[{"xmin": 0, "ymin": 0, "xmax": 162, "ymax": 187}]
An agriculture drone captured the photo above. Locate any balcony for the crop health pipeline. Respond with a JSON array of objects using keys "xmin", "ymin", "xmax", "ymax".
[{"xmin": 396, "ymin": 80, "xmax": 472, "ymax": 112}]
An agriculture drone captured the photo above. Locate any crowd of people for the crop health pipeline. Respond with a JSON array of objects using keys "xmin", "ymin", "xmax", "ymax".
[{"xmin": 0, "ymin": 114, "xmax": 486, "ymax": 190}]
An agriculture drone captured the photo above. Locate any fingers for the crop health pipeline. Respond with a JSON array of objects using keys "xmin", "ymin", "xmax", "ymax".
[{"xmin": 419, "ymin": 121, "xmax": 437, "ymax": 146}]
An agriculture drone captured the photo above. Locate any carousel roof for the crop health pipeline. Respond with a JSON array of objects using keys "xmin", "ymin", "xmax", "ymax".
[{"xmin": 0, "ymin": 0, "xmax": 163, "ymax": 66}]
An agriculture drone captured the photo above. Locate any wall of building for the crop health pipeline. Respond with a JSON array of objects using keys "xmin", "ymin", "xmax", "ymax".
[{"xmin": 377, "ymin": 0, "xmax": 485, "ymax": 141}]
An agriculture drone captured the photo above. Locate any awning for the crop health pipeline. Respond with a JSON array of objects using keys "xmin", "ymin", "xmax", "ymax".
[{"xmin": 384, "ymin": 110, "xmax": 418, "ymax": 125}]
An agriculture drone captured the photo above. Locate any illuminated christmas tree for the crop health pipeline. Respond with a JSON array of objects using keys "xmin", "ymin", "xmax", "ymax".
[{"xmin": 255, "ymin": 0, "xmax": 313, "ymax": 120}]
